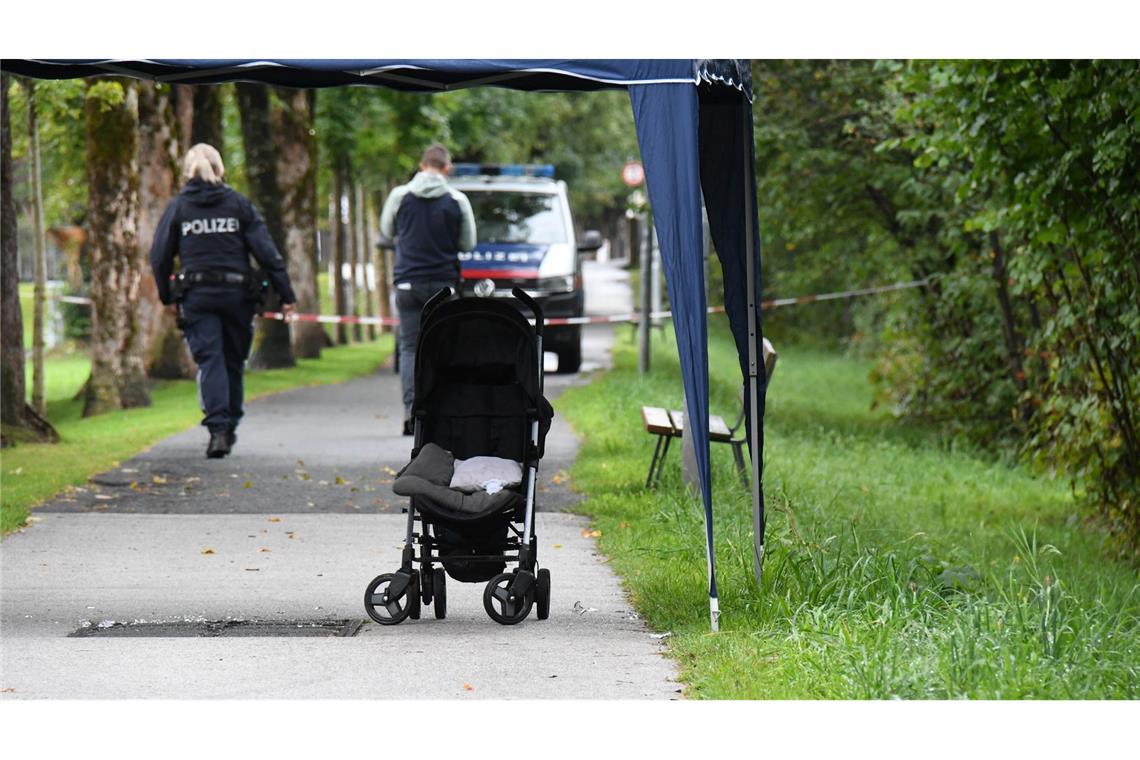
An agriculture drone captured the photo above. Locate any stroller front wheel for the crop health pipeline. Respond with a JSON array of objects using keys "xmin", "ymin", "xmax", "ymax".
[
  {"xmin": 484, "ymin": 571, "xmax": 534, "ymax": 625},
  {"xmin": 364, "ymin": 572, "xmax": 417, "ymax": 625}
]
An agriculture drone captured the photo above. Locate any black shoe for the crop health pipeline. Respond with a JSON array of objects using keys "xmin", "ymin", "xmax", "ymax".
[
  {"xmin": 402, "ymin": 418, "xmax": 414, "ymax": 436},
  {"xmin": 206, "ymin": 431, "xmax": 231, "ymax": 459},
  {"xmin": 226, "ymin": 428, "xmax": 237, "ymax": 449}
]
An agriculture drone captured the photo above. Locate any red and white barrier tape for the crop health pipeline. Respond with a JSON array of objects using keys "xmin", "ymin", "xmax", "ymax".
[{"xmin": 58, "ymin": 278, "xmax": 929, "ymax": 327}]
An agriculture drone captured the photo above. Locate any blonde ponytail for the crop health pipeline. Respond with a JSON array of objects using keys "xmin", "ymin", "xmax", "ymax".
[{"xmin": 182, "ymin": 143, "xmax": 225, "ymax": 184}]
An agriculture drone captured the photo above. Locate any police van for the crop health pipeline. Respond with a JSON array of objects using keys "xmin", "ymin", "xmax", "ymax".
[{"xmin": 450, "ymin": 164, "xmax": 602, "ymax": 373}]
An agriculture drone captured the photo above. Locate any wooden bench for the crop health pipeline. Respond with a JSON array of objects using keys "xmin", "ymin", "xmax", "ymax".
[
  {"xmin": 640, "ymin": 406, "xmax": 747, "ymax": 489},
  {"xmin": 640, "ymin": 338, "xmax": 777, "ymax": 490}
]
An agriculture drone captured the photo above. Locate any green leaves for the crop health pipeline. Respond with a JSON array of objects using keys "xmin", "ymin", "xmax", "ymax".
[{"xmin": 757, "ymin": 59, "xmax": 1140, "ymax": 555}]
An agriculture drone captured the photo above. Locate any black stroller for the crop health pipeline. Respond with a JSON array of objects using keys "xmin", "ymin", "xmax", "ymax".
[{"xmin": 364, "ymin": 287, "xmax": 554, "ymax": 626}]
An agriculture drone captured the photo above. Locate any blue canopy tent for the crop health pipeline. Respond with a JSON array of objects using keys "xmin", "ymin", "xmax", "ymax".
[{"xmin": 1, "ymin": 58, "xmax": 767, "ymax": 629}]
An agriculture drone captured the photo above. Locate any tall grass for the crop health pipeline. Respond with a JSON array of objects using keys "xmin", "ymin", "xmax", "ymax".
[{"xmin": 558, "ymin": 323, "xmax": 1140, "ymax": 698}]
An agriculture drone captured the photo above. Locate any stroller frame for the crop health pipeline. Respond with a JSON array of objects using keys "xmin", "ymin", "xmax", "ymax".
[{"xmin": 365, "ymin": 286, "xmax": 552, "ymax": 626}]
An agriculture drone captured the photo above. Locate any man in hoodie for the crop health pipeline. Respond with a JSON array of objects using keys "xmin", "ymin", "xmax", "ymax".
[
  {"xmin": 380, "ymin": 143, "xmax": 477, "ymax": 435},
  {"xmin": 150, "ymin": 143, "xmax": 297, "ymax": 458}
]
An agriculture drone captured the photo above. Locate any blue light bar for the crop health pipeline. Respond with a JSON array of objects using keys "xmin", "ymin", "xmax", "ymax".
[{"xmin": 451, "ymin": 163, "xmax": 555, "ymax": 178}]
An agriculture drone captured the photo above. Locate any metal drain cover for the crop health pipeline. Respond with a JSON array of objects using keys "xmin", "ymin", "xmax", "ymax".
[{"xmin": 69, "ymin": 619, "xmax": 363, "ymax": 638}]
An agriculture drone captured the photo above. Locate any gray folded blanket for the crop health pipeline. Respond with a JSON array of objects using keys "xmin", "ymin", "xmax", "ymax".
[{"xmin": 392, "ymin": 443, "xmax": 520, "ymax": 516}]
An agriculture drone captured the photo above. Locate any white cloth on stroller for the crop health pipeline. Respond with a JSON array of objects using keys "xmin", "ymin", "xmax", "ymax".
[{"xmin": 450, "ymin": 456, "xmax": 523, "ymax": 494}]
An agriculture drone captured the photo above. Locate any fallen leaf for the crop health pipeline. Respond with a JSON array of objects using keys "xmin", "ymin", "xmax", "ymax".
[
  {"xmin": 619, "ymin": 522, "xmax": 630, "ymax": 530},
  {"xmin": 463, "ymin": 684, "xmax": 475, "ymax": 691},
  {"xmin": 580, "ymin": 528, "xmax": 602, "ymax": 538},
  {"xmin": 152, "ymin": 475, "xmax": 168, "ymax": 484},
  {"xmin": 201, "ymin": 548, "xmax": 216, "ymax": 555},
  {"xmin": 268, "ymin": 517, "xmax": 281, "ymax": 523},
  {"xmin": 259, "ymin": 548, "xmax": 271, "ymax": 553},
  {"xmin": 296, "ymin": 459, "xmax": 305, "ymax": 467},
  {"xmin": 335, "ymin": 476, "xmax": 347, "ymax": 485},
  {"xmin": 553, "ymin": 543, "xmax": 562, "ymax": 549},
  {"xmin": 550, "ymin": 470, "xmax": 569, "ymax": 485},
  {"xmin": 1, "ymin": 687, "xmax": 15, "ymax": 693},
  {"xmin": 318, "ymin": 480, "xmax": 330, "ymax": 486},
  {"xmin": 129, "ymin": 482, "xmax": 141, "ymax": 491},
  {"xmin": 243, "ymin": 481, "xmax": 253, "ymax": 489}
]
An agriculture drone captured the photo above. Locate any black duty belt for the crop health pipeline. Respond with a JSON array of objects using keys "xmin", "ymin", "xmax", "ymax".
[{"xmin": 178, "ymin": 270, "xmax": 250, "ymax": 286}]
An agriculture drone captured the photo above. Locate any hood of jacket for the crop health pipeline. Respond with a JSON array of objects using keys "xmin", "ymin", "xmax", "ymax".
[
  {"xmin": 406, "ymin": 170, "xmax": 452, "ymax": 199},
  {"xmin": 181, "ymin": 177, "xmax": 231, "ymax": 207}
]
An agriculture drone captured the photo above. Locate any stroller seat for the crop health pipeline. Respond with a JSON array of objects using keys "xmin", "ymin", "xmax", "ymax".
[{"xmin": 391, "ymin": 442, "xmax": 523, "ymax": 525}]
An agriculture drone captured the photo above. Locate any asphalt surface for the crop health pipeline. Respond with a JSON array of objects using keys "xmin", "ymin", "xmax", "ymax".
[{"xmin": 0, "ymin": 260, "xmax": 680, "ymax": 699}]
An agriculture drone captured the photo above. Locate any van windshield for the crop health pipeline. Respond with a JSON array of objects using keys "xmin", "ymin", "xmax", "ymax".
[{"xmin": 464, "ymin": 190, "xmax": 567, "ymax": 245}]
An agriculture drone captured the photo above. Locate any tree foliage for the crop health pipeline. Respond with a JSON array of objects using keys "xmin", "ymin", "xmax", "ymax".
[{"xmin": 754, "ymin": 60, "xmax": 1140, "ymax": 554}]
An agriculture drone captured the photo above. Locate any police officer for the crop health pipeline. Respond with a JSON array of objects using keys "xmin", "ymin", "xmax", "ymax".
[
  {"xmin": 150, "ymin": 143, "xmax": 297, "ymax": 458},
  {"xmin": 379, "ymin": 143, "xmax": 476, "ymax": 435}
]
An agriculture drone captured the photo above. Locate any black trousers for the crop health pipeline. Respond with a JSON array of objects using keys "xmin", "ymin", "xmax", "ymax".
[{"xmin": 180, "ymin": 286, "xmax": 257, "ymax": 433}]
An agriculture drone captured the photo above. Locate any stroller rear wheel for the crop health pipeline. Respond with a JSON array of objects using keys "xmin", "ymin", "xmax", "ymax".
[
  {"xmin": 364, "ymin": 572, "xmax": 416, "ymax": 625},
  {"xmin": 484, "ymin": 571, "xmax": 534, "ymax": 625},
  {"xmin": 433, "ymin": 568, "xmax": 447, "ymax": 619},
  {"xmin": 408, "ymin": 571, "xmax": 422, "ymax": 620},
  {"xmin": 536, "ymin": 568, "xmax": 551, "ymax": 620}
]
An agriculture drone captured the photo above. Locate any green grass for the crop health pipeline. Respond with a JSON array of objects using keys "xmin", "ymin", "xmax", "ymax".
[
  {"xmin": 1, "ymin": 337, "xmax": 392, "ymax": 535},
  {"xmin": 557, "ymin": 323, "xmax": 1140, "ymax": 699}
]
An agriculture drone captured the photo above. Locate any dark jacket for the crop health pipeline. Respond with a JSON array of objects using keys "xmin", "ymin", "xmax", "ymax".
[
  {"xmin": 150, "ymin": 178, "xmax": 297, "ymax": 305},
  {"xmin": 380, "ymin": 171, "xmax": 476, "ymax": 285}
]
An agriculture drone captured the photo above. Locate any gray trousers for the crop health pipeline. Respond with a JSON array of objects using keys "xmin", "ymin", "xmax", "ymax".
[{"xmin": 395, "ymin": 281, "xmax": 456, "ymax": 418}]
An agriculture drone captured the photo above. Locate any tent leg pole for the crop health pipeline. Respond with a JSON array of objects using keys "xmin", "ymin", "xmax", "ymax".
[{"xmin": 742, "ymin": 100, "xmax": 764, "ymax": 589}]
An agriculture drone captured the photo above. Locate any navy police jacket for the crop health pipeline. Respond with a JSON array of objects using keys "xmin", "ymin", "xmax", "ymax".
[{"xmin": 150, "ymin": 178, "xmax": 297, "ymax": 305}]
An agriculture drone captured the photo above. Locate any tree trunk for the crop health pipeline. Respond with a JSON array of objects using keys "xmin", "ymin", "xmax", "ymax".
[
  {"xmin": 371, "ymin": 189, "xmax": 392, "ymax": 330},
  {"xmin": 26, "ymin": 79, "xmax": 47, "ymax": 416},
  {"xmin": 1, "ymin": 74, "xmax": 58, "ymax": 445},
  {"xmin": 333, "ymin": 157, "xmax": 349, "ymax": 345},
  {"xmin": 236, "ymin": 83, "xmax": 294, "ymax": 369},
  {"xmin": 83, "ymin": 78, "xmax": 150, "ymax": 417},
  {"xmin": 271, "ymin": 87, "xmax": 323, "ymax": 359},
  {"xmin": 989, "ymin": 231, "xmax": 1032, "ymax": 425},
  {"xmin": 191, "ymin": 85, "xmax": 224, "ymax": 148},
  {"xmin": 358, "ymin": 184, "xmax": 377, "ymax": 340},
  {"xmin": 347, "ymin": 169, "xmax": 363, "ymax": 342},
  {"xmin": 137, "ymin": 80, "xmax": 195, "ymax": 380},
  {"xmin": 170, "ymin": 84, "xmax": 195, "ymax": 154}
]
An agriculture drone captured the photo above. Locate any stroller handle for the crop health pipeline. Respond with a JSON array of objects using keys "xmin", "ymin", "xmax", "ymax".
[
  {"xmin": 421, "ymin": 286, "xmax": 454, "ymax": 324},
  {"xmin": 511, "ymin": 286, "xmax": 544, "ymax": 338}
]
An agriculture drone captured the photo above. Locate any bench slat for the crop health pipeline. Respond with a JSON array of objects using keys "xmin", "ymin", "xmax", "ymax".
[
  {"xmin": 667, "ymin": 410, "xmax": 734, "ymax": 442},
  {"xmin": 640, "ymin": 406, "xmax": 677, "ymax": 436}
]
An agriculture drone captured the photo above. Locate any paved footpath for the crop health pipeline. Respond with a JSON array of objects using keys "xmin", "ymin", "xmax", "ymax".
[{"xmin": 0, "ymin": 261, "xmax": 680, "ymax": 699}]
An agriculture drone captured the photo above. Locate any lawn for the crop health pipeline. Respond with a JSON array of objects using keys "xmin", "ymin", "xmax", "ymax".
[
  {"xmin": 1, "ymin": 336, "xmax": 393, "ymax": 535},
  {"xmin": 557, "ymin": 322, "xmax": 1140, "ymax": 698}
]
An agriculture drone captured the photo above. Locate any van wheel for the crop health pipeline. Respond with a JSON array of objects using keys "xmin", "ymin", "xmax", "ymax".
[{"xmin": 556, "ymin": 344, "xmax": 581, "ymax": 374}]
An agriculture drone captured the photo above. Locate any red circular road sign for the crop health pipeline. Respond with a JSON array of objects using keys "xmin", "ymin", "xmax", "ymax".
[{"xmin": 621, "ymin": 161, "xmax": 645, "ymax": 187}]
